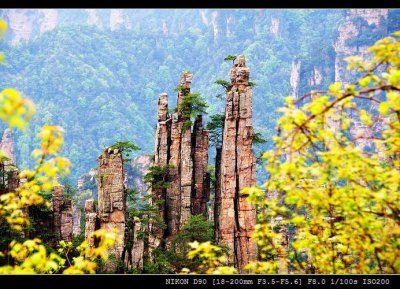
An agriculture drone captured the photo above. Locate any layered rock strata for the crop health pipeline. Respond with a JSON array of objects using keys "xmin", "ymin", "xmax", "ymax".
[
  {"xmin": 150, "ymin": 72, "xmax": 211, "ymax": 247},
  {"xmin": 215, "ymin": 55, "xmax": 257, "ymax": 272},
  {"xmin": 97, "ymin": 148, "xmax": 126, "ymax": 272},
  {"xmin": 52, "ymin": 185, "xmax": 73, "ymax": 242}
]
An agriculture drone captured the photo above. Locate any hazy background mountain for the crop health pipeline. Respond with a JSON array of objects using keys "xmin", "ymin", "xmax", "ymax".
[{"xmin": 0, "ymin": 9, "xmax": 399, "ymax": 183}]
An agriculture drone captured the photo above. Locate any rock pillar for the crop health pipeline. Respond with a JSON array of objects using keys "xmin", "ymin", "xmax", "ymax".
[
  {"xmin": 216, "ymin": 55, "xmax": 257, "ymax": 272},
  {"xmin": 192, "ymin": 115, "xmax": 210, "ymax": 217},
  {"xmin": 52, "ymin": 185, "xmax": 73, "ymax": 242},
  {"xmin": 84, "ymin": 199, "xmax": 97, "ymax": 249},
  {"xmin": 97, "ymin": 147, "xmax": 126, "ymax": 271}
]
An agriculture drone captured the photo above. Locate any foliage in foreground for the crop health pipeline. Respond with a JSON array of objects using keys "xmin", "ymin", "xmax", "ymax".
[{"xmin": 244, "ymin": 31, "xmax": 400, "ymax": 274}]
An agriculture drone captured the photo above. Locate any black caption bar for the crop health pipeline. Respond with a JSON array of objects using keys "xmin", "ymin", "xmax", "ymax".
[{"xmin": 0, "ymin": 274, "xmax": 399, "ymax": 289}]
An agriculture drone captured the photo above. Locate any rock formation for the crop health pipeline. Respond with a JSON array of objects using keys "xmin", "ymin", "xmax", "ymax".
[
  {"xmin": 0, "ymin": 129, "xmax": 19, "ymax": 194},
  {"xmin": 334, "ymin": 9, "xmax": 388, "ymax": 84},
  {"xmin": 123, "ymin": 216, "xmax": 145, "ymax": 272},
  {"xmin": 84, "ymin": 199, "xmax": 97, "ymax": 249},
  {"xmin": 72, "ymin": 204, "xmax": 81, "ymax": 236},
  {"xmin": 215, "ymin": 55, "xmax": 257, "ymax": 272},
  {"xmin": 97, "ymin": 147, "xmax": 126, "ymax": 271},
  {"xmin": 52, "ymin": 185, "xmax": 73, "ymax": 242},
  {"xmin": 191, "ymin": 115, "xmax": 210, "ymax": 217},
  {"xmin": 150, "ymin": 72, "xmax": 211, "ymax": 247},
  {"xmin": 0, "ymin": 128, "xmax": 16, "ymax": 166},
  {"xmin": 290, "ymin": 58, "xmax": 301, "ymax": 99}
]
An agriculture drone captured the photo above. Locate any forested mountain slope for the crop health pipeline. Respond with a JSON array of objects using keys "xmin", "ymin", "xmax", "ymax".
[{"xmin": 0, "ymin": 9, "xmax": 399, "ymax": 181}]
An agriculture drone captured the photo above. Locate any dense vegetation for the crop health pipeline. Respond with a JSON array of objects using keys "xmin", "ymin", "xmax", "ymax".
[{"xmin": 0, "ymin": 9, "xmax": 353, "ymax": 182}]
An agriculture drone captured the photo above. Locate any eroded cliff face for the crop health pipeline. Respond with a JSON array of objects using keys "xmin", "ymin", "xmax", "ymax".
[
  {"xmin": 85, "ymin": 9, "xmax": 102, "ymax": 28},
  {"xmin": 216, "ymin": 55, "xmax": 257, "ymax": 272},
  {"xmin": 110, "ymin": 9, "xmax": 132, "ymax": 31},
  {"xmin": 52, "ymin": 185, "xmax": 73, "ymax": 243},
  {"xmin": 97, "ymin": 148, "xmax": 126, "ymax": 272},
  {"xmin": 0, "ymin": 129, "xmax": 19, "ymax": 194},
  {"xmin": 334, "ymin": 9, "xmax": 388, "ymax": 84},
  {"xmin": 152, "ymin": 72, "xmax": 210, "ymax": 244},
  {"xmin": 290, "ymin": 58, "xmax": 301, "ymax": 98},
  {"xmin": 84, "ymin": 198, "xmax": 97, "ymax": 249},
  {"xmin": 0, "ymin": 128, "xmax": 16, "ymax": 165},
  {"xmin": 191, "ymin": 115, "xmax": 210, "ymax": 217},
  {"xmin": 39, "ymin": 9, "xmax": 58, "ymax": 33}
]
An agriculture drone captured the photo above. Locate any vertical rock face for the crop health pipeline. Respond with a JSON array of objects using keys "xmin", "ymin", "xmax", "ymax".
[
  {"xmin": 60, "ymin": 199, "xmax": 73, "ymax": 242},
  {"xmin": 39, "ymin": 9, "xmax": 58, "ymax": 33},
  {"xmin": 334, "ymin": 9, "xmax": 388, "ymax": 84},
  {"xmin": 52, "ymin": 185, "xmax": 73, "ymax": 242},
  {"xmin": 153, "ymin": 72, "xmax": 210, "ymax": 242},
  {"xmin": 86, "ymin": 9, "xmax": 102, "ymax": 28},
  {"xmin": 0, "ymin": 128, "xmax": 16, "ymax": 166},
  {"xmin": 98, "ymin": 148, "xmax": 126, "ymax": 271},
  {"xmin": 308, "ymin": 67, "xmax": 323, "ymax": 86},
  {"xmin": 72, "ymin": 204, "xmax": 81, "ymax": 236},
  {"xmin": 217, "ymin": 55, "xmax": 257, "ymax": 272},
  {"xmin": 270, "ymin": 16, "xmax": 280, "ymax": 37},
  {"xmin": 191, "ymin": 115, "xmax": 210, "ymax": 217},
  {"xmin": 7, "ymin": 10, "xmax": 34, "ymax": 45},
  {"xmin": 214, "ymin": 147, "xmax": 222, "ymax": 240},
  {"xmin": 84, "ymin": 199, "xmax": 97, "ymax": 249},
  {"xmin": 290, "ymin": 58, "xmax": 301, "ymax": 99},
  {"xmin": 0, "ymin": 129, "xmax": 19, "ymax": 194},
  {"xmin": 166, "ymin": 72, "xmax": 192, "ymax": 237},
  {"xmin": 155, "ymin": 93, "xmax": 169, "ymax": 166},
  {"xmin": 124, "ymin": 217, "xmax": 144, "ymax": 272}
]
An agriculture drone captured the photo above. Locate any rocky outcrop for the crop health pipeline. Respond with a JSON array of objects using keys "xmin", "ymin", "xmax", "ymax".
[
  {"xmin": 39, "ymin": 9, "xmax": 58, "ymax": 33},
  {"xmin": 84, "ymin": 199, "xmax": 97, "ymax": 249},
  {"xmin": 52, "ymin": 185, "xmax": 73, "ymax": 242},
  {"xmin": 213, "ymin": 147, "xmax": 222, "ymax": 241},
  {"xmin": 270, "ymin": 16, "xmax": 280, "ymax": 37},
  {"xmin": 191, "ymin": 115, "xmax": 210, "ymax": 217},
  {"xmin": 72, "ymin": 204, "xmax": 81, "ymax": 236},
  {"xmin": 308, "ymin": 67, "xmax": 323, "ymax": 86},
  {"xmin": 86, "ymin": 9, "xmax": 102, "ymax": 28},
  {"xmin": 334, "ymin": 9, "xmax": 388, "ymax": 84},
  {"xmin": 150, "ymin": 72, "xmax": 211, "ymax": 246},
  {"xmin": 0, "ymin": 129, "xmax": 19, "ymax": 194},
  {"xmin": 216, "ymin": 55, "xmax": 257, "ymax": 272},
  {"xmin": 166, "ymin": 72, "xmax": 192, "ymax": 237},
  {"xmin": 109, "ymin": 9, "xmax": 131, "ymax": 31},
  {"xmin": 124, "ymin": 217, "xmax": 144, "ymax": 272},
  {"xmin": 149, "ymin": 92, "xmax": 170, "ymax": 251},
  {"xmin": 98, "ymin": 147, "xmax": 126, "ymax": 271},
  {"xmin": 128, "ymin": 155, "xmax": 152, "ymax": 194},
  {"xmin": 290, "ymin": 58, "xmax": 301, "ymax": 99},
  {"xmin": 0, "ymin": 128, "xmax": 16, "ymax": 166}
]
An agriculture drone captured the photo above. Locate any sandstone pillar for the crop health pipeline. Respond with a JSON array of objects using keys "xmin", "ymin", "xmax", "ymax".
[
  {"xmin": 192, "ymin": 115, "xmax": 210, "ymax": 217},
  {"xmin": 84, "ymin": 199, "xmax": 97, "ymax": 249},
  {"xmin": 52, "ymin": 185, "xmax": 73, "ymax": 242},
  {"xmin": 217, "ymin": 55, "xmax": 257, "ymax": 272},
  {"xmin": 97, "ymin": 147, "xmax": 126, "ymax": 271}
]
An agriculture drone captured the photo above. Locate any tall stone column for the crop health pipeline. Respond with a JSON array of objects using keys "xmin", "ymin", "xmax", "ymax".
[
  {"xmin": 153, "ymin": 72, "xmax": 210, "ymax": 244},
  {"xmin": 52, "ymin": 185, "xmax": 73, "ymax": 242},
  {"xmin": 84, "ymin": 199, "xmax": 97, "ymax": 249},
  {"xmin": 166, "ymin": 71, "xmax": 193, "ymax": 237},
  {"xmin": 214, "ymin": 147, "xmax": 222, "ymax": 241},
  {"xmin": 192, "ymin": 115, "xmax": 210, "ymax": 217},
  {"xmin": 97, "ymin": 147, "xmax": 126, "ymax": 272},
  {"xmin": 217, "ymin": 55, "xmax": 257, "ymax": 272},
  {"xmin": 148, "ymin": 92, "xmax": 170, "ymax": 255},
  {"xmin": 0, "ymin": 128, "xmax": 16, "ymax": 166}
]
